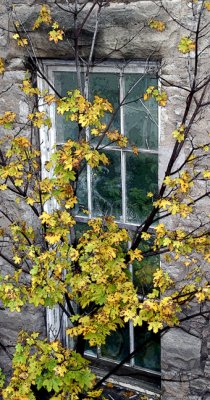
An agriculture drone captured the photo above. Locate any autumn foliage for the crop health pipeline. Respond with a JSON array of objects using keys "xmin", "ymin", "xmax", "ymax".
[{"xmin": 0, "ymin": 1, "xmax": 210, "ymax": 399}]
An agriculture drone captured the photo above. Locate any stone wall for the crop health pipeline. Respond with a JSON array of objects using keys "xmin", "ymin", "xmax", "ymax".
[{"xmin": 0, "ymin": 1, "xmax": 210, "ymax": 399}]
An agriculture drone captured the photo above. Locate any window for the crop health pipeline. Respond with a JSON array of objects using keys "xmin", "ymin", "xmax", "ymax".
[{"xmin": 39, "ymin": 60, "xmax": 160, "ymax": 374}]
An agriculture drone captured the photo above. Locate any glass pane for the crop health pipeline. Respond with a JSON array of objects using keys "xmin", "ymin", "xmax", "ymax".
[
  {"xmin": 124, "ymin": 74, "xmax": 158, "ymax": 149},
  {"xmin": 75, "ymin": 166, "xmax": 88, "ymax": 216},
  {"xmin": 134, "ymin": 325, "xmax": 160, "ymax": 372},
  {"xmin": 74, "ymin": 222, "xmax": 89, "ymax": 242},
  {"xmin": 85, "ymin": 341, "xmax": 97, "ymax": 357},
  {"xmin": 92, "ymin": 150, "xmax": 122, "ymax": 219},
  {"xmin": 133, "ymin": 253, "xmax": 159, "ymax": 296},
  {"xmin": 54, "ymin": 72, "xmax": 79, "ymax": 143},
  {"xmin": 126, "ymin": 152, "xmax": 158, "ymax": 223},
  {"xmin": 101, "ymin": 324, "xmax": 130, "ymax": 361},
  {"xmin": 89, "ymin": 73, "xmax": 120, "ymax": 145}
]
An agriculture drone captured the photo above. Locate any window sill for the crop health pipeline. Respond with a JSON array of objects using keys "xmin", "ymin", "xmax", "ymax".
[{"xmin": 86, "ymin": 356, "xmax": 161, "ymax": 397}]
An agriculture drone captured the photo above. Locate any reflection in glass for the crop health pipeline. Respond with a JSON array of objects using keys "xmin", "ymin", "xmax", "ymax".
[
  {"xmin": 74, "ymin": 221, "xmax": 89, "ymax": 242},
  {"xmin": 133, "ymin": 253, "xmax": 159, "ymax": 296},
  {"xmin": 75, "ymin": 165, "xmax": 88, "ymax": 216},
  {"xmin": 124, "ymin": 74, "xmax": 158, "ymax": 149},
  {"xmin": 101, "ymin": 324, "xmax": 130, "ymax": 361},
  {"xmin": 54, "ymin": 72, "xmax": 79, "ymax": 142},
  {"xmin": 134, "ymin": 325, "xmax": 160, "ymax": 371},
  {"xmin": 92, "ymin": 150, "xmax": 121, "ymax": 219},
  {"xmin": 85, "ymin": 341, "xmax": 97, "ymax": 357},
  {"xmin": 126, "ymin": 152, "xmax": 158, "ymax": 222},
  {"xmin": 89, "ymin": 73, "xmax": 120, "ymax": 137}
]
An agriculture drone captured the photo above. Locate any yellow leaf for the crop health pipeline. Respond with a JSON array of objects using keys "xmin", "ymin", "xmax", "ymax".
[
  {"xmin": 0, "ymin": 184, "xmax": 7, "ymax": 190},
  {"xmin": 45, "ymin": 233, "xmax": 62, "ymax": 244},
  {"xmin": 132, "ymin": 145, "xmax": 139, "ymax": 155},
  {"xmin": 178, "ymin": 36, "xmax": 195, "ymax": 54},
  {"xmin": 14, "ymin": 179, "xmax": 23, "ymax": 186},
  {"xmin": 195, "ymin": 291, "xmax": 206, "ymax": 302},
  {"xmin": 32, "ymin": 5, "xmax": 52, "ymax": 30},
  {"xmin": 144, "ymin": 86, "xmax": 167, "ymax": 107},
  {"xmin": 128, "ymin": 248, "xmax": 143, "ymax": 262},
  {"xmin": 12, "ymin": 33, "xmax": 28, "ymax": 47},
  {"xmin": 44, "ymin": 94, "xmax": 57, "ymax": 105},
  {"xmin": 52, "ymin": 21, "xmax": 59, "ymax": 29},
  {"xmin": 39, "ymin": 211, "xmax": 52, "ymax": 224},
  {"xmin": 49, "ymin": 29, "xmax": 64, "ymax": 44},
  {"xmin": 0, "ymin": 111, "xmax": 16, "ymax": 126},
  {"xmin": 148, "ymin": 321, "xmax": 163, "ymax": 333},
  {"xmin": 205, "ymin": 1, "xmax": 210, "ymax": 11},
  {"xmin": 26, "ymin": 197, "xmax": 35, "ymax": 205},
  {"xmin": 172, "ymin": 129, "xmax": 184, "ymax": 143},
  {"xmin": 148, "ymin": 19, "xmax": 166, "ymax": 32},
  {"xmin": 13, "ymin": 254, "xmax": 21, "ymax": 264},
  {"xmin": 0, "ymin": 58, "xmax": 5, "ymax": 74},
  {"xmin": 141, "ymin": 232, "xmax": 151, "ymax": 240},
  {"xmin": 203, "ymin": 170, "xmax": 210, "ymax": 179}
]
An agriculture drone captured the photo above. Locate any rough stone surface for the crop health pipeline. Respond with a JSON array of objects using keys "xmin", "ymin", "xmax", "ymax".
[{"xmin": 0, "ymin": 1, "xmax": 210, "ymax": 399}]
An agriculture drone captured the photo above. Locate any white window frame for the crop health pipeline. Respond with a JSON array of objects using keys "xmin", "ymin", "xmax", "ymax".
[{"xmin": 38, "ymin": 59, "xmax": 161, "ymax": 375}]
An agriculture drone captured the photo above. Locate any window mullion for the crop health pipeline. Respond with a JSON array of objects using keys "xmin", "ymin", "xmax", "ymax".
[
  {"xmin": 128, "ymin": 240, "xmax": 135, "ymax": 367},
  {"xmin": 120, "ymin": 72, "xmax": 126, "ymax": 224},
  {"xmin": 86, "ymin": 126, "xmax": 93, "ymax": 218},
  {"xmin": 87, "ymin": 165, "xmax": 92, "ymax": 218},
  {"xmin": 129, "ymin": 321, "xmax": 135, "ymax": 367}
]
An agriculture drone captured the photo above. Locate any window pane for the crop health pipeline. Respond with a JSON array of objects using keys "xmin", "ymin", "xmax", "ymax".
[
  {"xmin": 134, "ymin": 325, "xmax": 160, "ymax": 372},
  {"xmin": 124, "ymin": 74, "xmax": 158, "ymax": 149},
  {"xmin": 89, "ymin": 73, "xmax": 120, "ymax": 136},
  {"xmin": 85, "ymin": 341, "xmax": 97, "ymax": 357},
  {"xmin": 133, "ymin": 254, "xmax": 159, "ymax": 296},
  {"xmin": 74, "ymin": 221, "xmax": 89, "ymax": 242},
  {"xmin": 126, "ymin": 152, "xmax": 158, "ymax": 223},
  {"xmin": 101, "ymin": 324, "xmax": 130, "ymax": 361},
  {"xmin": 54, "ymin": 72, "xmax": 79, "ymax": 143},
  {"xmin": 92, "ymin": 150, "xmax": 121, "ymax": 219},
  {"xmin": 75, "ymin": 166, "xmax": 88, "ymax": 216}
]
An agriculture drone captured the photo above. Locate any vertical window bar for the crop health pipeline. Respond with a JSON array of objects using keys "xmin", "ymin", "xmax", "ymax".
[
  {"xmin": 128, "ymin": 241, "xmax": 135, "ymax": 367},
  {"xmin": 129, "ymin": 320, "xmax": 135, "ymax": 367},
  {"xmin": 84, "ymin": 71, "xmax": 93, "ymax": 218},
  {"xmin": 87, "ymin": 165, "xmax": 93, "ymax": 218},
  {"xmin": 86, "ymin": 125, "xmax": 93, "ymax": 218},
  {"xmin": 120, "ymin": 71, "xmax": 126, "ymax": 223}
]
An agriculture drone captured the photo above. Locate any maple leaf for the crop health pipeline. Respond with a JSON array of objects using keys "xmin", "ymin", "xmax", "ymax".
[
  {"xmin": 33, "ymin": 5, "xmax": 52, "ymax": 30},
  {"xmin": 205, "ymin": 1, "xmax": 210, "ymax": 11},
  {"xmin": 132, "ymin": 145, "xmax": 139, "ymax": 155},
  {"xmin": 0, "ymin": 184, "xmax": 7, "ymax": 191},
  {"xmin": 0, "ymin": 58, "xmax": 5, "ymax": 74},
  {"xmin": 26, "ymin": 197, "xmax": 35, "ymax": 206},
  {"xmin": 141, "ymin": 232, "xmax": 151, "ymax": 240},
  {"xmin": 13, "ymin": 254, "xmax": 21, "ymax": 264},
  {"xmin": 148, "ymin": 19, "xmax": 166, "ymax": 32},
  {"xmin": 195, "ymin": 291, "xmax": 206, "ymax": 303},
  {"xmin": 148, "ymin": 321, "xmax": 163, "ymax": 333},
  {"xmin": 49, "ymin": 29, "xmax": 64, "ymax": 44},
  {"xmin": 203, "ymin": 170, "xmax": 210, "ymax": 179},
  {"xmin": 20, "ymin": 79, "xmax": 41, "ymax": 96},
  {"xmin": 45, "ymin": 233, "xmax": 62, "ymax": 244},
  {"xmin": 144, "ymin": 86, "xmax": 168, "ymax": 106},
  {"xmin": 172, "ymin": 125, "xmax": 185, "ymax": 142},
  {"xmin": 0, "ymin": 111, "xmax": 16, "ymax": 127},
  {"xmin": 44, "ymin": 94, "xmax": 57, "ymax": 105},
  {"xmin": 178, "ymin": 36, "xmax": 195, "ymax": 53},
  {"xmin": 12, "ymin": 33, "xmax": 28, "ymax": 47}
]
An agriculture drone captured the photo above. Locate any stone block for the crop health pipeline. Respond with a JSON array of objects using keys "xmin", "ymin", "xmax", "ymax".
[
  {"xmin": 161, "ymin": 380, "xmax": 190, "ymax": 400},
  {"xmin": 162, "ymin": 328, "xmax": 201, "ymax": 371}
]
